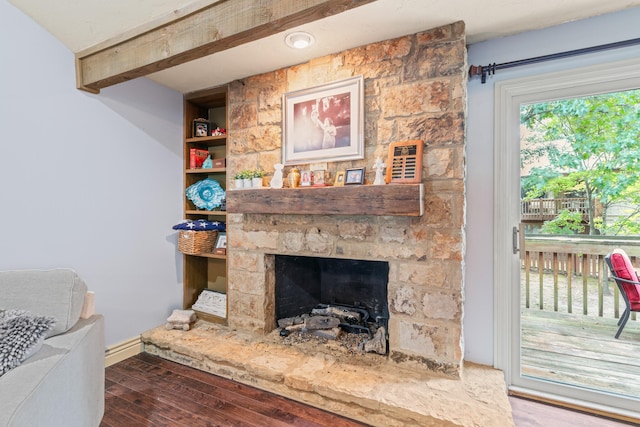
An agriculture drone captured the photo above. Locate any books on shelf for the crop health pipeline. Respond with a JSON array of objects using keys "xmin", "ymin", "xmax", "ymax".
[{"xmin": 189, "ymin": 148, "xmax": 209, "ymax": 169}]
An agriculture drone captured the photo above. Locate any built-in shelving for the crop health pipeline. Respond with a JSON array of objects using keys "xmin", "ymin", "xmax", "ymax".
[{"xmin": 182, "ymin": 86, "xmax": 229, "ymax": 325}]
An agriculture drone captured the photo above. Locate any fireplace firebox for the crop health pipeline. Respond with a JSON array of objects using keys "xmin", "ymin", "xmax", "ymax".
[{"xmin": 275, "ymin": 255, "xmax": 389, "ymax": 353}]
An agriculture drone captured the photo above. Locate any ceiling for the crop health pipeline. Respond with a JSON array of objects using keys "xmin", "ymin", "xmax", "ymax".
[{"xmin": 9, "ymin": 0, "xmax": 640, "ymax": 94}]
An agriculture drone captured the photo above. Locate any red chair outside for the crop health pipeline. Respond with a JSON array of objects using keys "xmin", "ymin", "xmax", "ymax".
[{"xmin": 604, "ymin": 249, "xmax": 640, "ymax": 339}]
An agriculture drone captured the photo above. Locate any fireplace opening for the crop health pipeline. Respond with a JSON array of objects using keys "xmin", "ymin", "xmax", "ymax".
[{"xmin": 275, "ymin": 255, "xmax": 389, "ymax": 355}]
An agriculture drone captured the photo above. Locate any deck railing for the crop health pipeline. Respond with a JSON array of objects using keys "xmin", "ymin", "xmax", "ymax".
[
  {"xmin": 522, "ymin": 235, "xmax": 640, "ymax": 320},
  {"xmin": 522, "ymin": 197, "xmax": 589, "ymax": 221}
]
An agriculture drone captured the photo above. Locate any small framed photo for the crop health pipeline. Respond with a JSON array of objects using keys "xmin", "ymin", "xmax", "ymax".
[
  {"xmin": 193, "ymin": 119, "xmax": 210, "ymax": 137},
  {"xmin": 334, "ymin": 170, "xmax": 345, "ymax": 187},
  {"xmin": 213, "ymin": 232, "xmax": 227, "ymax": 255},
  {"xmin": 313, "ymin": 170, "xmax": 326, "ymax": 186},
  {"xmin": 300, "ymin": 170, "xmax": 313, "ymax": 186},
  {"xmin": 345, "ymin": 167, "xmax": 365, "ymax": 185}
]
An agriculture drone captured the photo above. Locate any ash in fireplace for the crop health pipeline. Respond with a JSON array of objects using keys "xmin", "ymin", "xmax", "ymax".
[{"xmin": 277, "ymin": 303, "xmax": 388, "ymax": 355}]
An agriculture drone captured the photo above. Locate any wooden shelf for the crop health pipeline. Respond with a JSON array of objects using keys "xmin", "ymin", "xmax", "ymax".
[
  {"xmin": 186, "ymin": 167, "xmax": 226, "ymax": 174},
  {"xmin": 193, "ymin": 309, "xmax": 227, "ymax": 325},
  {"xmin": 184, "ymin": 252, "xmax": 226, "ymax": 260},
  {"xmin": 227, "ymin": 184, "xmax": 423, "ymax": 216},
  {"xmin": 186, "ymin": 135, "xmax": 226, "ymax": 145},
  {"xmin": 185, "ymin": 210, "xmax": 227, "ymax": 217}
]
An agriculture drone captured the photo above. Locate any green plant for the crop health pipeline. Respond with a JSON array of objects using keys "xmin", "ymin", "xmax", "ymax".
[
  {"xmin": 251, "ymin": 168, "xmax": 265, "ymax": 178},
  {"xmin": 521, "ymin": 89, "xmax": 640, "ymax": 235},
  {"xmin": 540, "ymin": 210, "xmax": 585, "ymax": 234},
  {"xmin": 234, "ymin": 170, "xmax": 252, "ymax": 180}
]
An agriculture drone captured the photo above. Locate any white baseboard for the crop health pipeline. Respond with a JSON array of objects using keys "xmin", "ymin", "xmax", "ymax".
[{"xmin": 104, "ymin": 336, "xmax": 142, "ymax": 367}]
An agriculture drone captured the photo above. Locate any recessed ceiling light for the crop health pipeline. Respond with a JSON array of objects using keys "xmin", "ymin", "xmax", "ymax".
[{"xmin": 285, "ymin": 32, "xmax": 315, "ymax": 49}]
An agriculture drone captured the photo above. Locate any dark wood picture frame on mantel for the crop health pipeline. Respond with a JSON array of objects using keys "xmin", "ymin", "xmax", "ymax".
[{"xmin": 344, "ymin": 167, "xmax": 365, "ymax": 185}]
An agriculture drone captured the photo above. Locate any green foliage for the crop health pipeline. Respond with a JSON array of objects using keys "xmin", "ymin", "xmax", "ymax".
[
  {"xmin": 235, "ymin": 169, "xmax": 265, "ymax": 179},
  {"xmin": 541, "ymin": 210, "xmax": 585, "ymax": 234},
  {"xmin": 595, "ymin": 207, "xmax": 640, "ymax": 236},
  {"xmin": 523, "ymin": 174, "xmax": 584, "ymax": 200},
  {"xmin": 521, "ymin": 89, "xmax": 640, "ymax": 235},
  {"xmin": 251, "ymin": 168, "xmax": 265, "ymax": 178},
  {"xmin": 234, "ymin": 169, "xmax": 252, "ymax": 180}
]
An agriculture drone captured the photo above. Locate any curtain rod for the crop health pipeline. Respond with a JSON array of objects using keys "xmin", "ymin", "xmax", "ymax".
[{"xmin": 469, "ymin": 37, "xmax": 640, "ymax": 83}]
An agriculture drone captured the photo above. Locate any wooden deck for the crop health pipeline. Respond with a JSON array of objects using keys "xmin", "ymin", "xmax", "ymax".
[{"xmin": 521, "ymin": 309, "xmax": 640, "ymax": 399}]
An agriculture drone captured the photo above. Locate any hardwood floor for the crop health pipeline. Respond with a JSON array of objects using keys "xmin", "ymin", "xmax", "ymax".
[
  {"xmin": 101, "ymin": 353, "xmax": 370, "ymax": 427},
  {"xmin": 102, "ymin": 353, "xmax": 634, "ymax": 426}
]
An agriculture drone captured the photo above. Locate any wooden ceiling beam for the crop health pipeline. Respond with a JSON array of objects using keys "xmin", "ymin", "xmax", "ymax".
[{"xmin": 75, "ymin": 0, "xmax": 376, "ymax": 94}]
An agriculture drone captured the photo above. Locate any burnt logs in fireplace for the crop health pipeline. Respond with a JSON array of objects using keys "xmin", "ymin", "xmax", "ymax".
[
  {"xmin": 305, "ymin": 315, "xmax": 341, "ymax": 330},
  {"xmin": 277, "ymin": 302, "xmax": 388, "ymax": 355}
]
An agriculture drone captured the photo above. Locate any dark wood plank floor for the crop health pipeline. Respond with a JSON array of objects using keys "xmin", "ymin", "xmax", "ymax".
[
  {"xmin": 102, "ymin": 353, "xmax": 635, "ymax": 426},
  {"xmin": 101, "ymin": 353, "xmax": 371, "ymax": 427}
]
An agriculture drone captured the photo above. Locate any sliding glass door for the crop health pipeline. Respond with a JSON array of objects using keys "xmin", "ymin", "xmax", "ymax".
[{"xmin": 494, "ymin": 57, "xmax": 640, "ymax": 420}]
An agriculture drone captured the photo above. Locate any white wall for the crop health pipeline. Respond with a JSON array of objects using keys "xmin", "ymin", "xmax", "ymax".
[
  {"xmin": 465, "ymin": 8, "xmax": 640, "ymax": 364},
  {"xmin": 0, "ymin": 0, "xmax": 185, "ymax": 347}
]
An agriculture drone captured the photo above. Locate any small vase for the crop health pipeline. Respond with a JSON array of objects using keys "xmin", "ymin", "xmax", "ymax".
[
  {"xmin": 242, "ymin": 178, "xmax": 252, "ymax": 188},
  {"xmin": 271, "ymin": 164, "xmax": 284, "ymax": 188},
  {"xmin": 288, "ymin": 168, "xmax": 301, "ymax": 188},
  {"xmin": 252, "ymin": 177, "xmax": 263, "ymax": 188},
  {"xmin": 235, "ymin": 178, "xmax": 244, "ymax": 189}
]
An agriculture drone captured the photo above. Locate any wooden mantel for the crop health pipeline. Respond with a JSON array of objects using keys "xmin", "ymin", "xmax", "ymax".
[{"xmin": 226, "ymin": 184, "xmax": 424, "ymax": 216}]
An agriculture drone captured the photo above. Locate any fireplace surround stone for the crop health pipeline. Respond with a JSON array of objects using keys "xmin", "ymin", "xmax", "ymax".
[{"xmin": 226, "ymin": 21, "xmax": 467, "ymax": 377}]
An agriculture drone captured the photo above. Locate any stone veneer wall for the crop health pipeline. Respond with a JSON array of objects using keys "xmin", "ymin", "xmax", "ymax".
[{"xmin": 225, "ymin": 22, "xmax": 467, "ymax": 376}]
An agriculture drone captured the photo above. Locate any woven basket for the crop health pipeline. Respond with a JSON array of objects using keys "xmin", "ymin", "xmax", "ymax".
[{"xmin": 178, "ymin": 230, "xmax": 218, "ymax": 255}]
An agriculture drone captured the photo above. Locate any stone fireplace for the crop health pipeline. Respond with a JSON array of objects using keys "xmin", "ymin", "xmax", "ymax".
[
  {"xmin": 225, "ymin": 21, "xmax": 466, "ymax": 377},
  {"xmin": 227, "ymin": 206, "xmax": 463, "ymax": 375},
  {"xmin": 142, "ymin": 21, "xmax": 514, "ymax": 426}
]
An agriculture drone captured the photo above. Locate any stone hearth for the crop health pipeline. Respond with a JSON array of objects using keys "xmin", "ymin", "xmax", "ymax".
[{"xmin": 142, "ymin": 322, "xmax": 514, "ymax": 427}]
